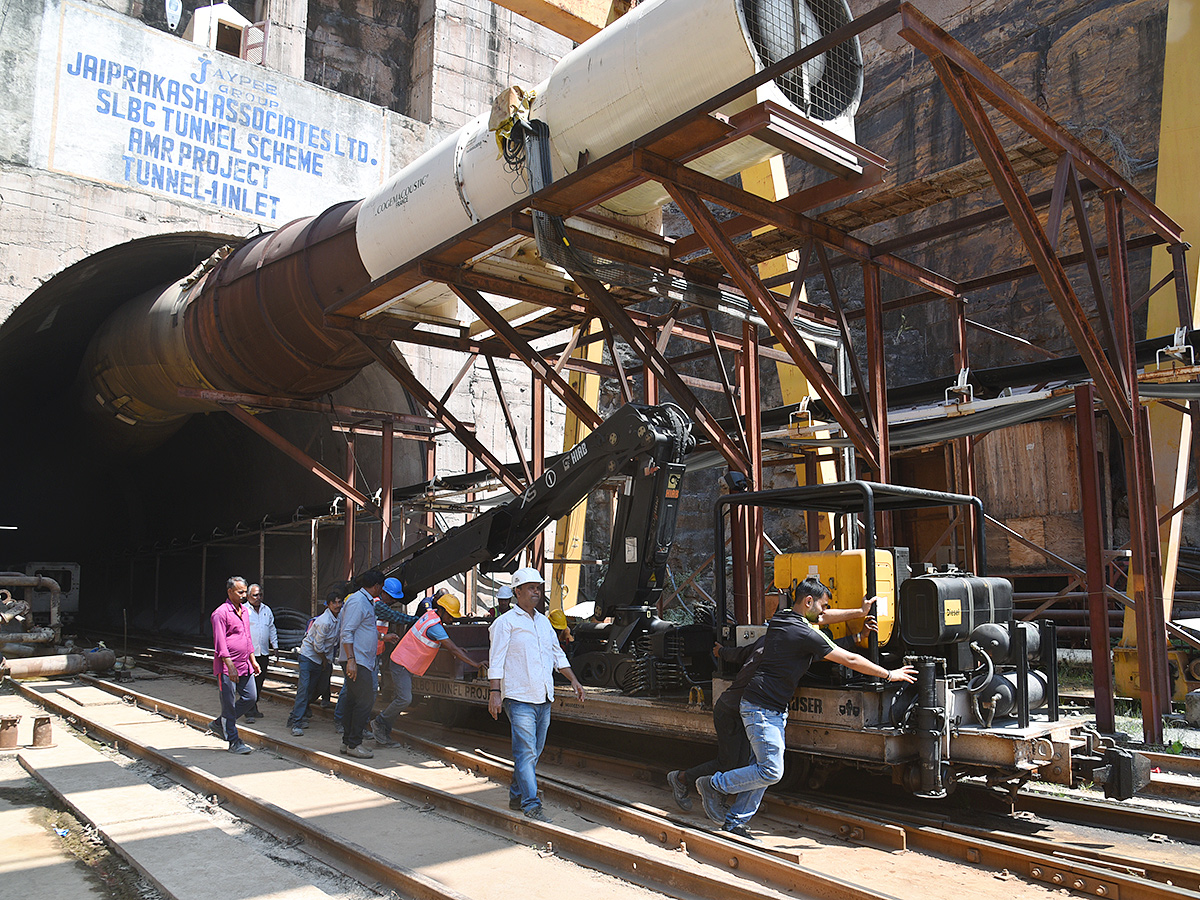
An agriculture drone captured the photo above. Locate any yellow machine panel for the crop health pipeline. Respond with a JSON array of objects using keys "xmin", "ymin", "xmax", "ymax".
[{"xmin": 774, "ymin": 549, "xmax": 896, "ymax": 646}]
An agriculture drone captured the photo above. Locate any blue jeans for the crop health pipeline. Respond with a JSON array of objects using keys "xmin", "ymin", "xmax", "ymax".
[
  {"xmin": 374, "ymin": 659, "xmax": 413, "ymax": 737},
  {"xmin": 505, "ymin": 699, "xmax": 551, "ymax": 813},
  {"xmin": 342, "ymin": 660, "xmax": 377, "ymax": 749},
  {"xmin": 710, "ymin": 700, "xmax": 787, "ymax": 828},
  {"xmin": 217, "ymin": 671, "xmax": 258, "ymax": 746},
  {"xmin": 288, "ymin": 655, "xmax": 323, "ymax": 727}
]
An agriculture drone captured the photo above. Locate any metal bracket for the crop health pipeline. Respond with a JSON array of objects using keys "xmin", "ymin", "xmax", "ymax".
[
  {"xmin": 1156, "ymin": 326, "xmax": 1193, "ymax": 367},
  {"xmin": 945, "ymin": 367, "xmax": 974, "ymax": 405}
]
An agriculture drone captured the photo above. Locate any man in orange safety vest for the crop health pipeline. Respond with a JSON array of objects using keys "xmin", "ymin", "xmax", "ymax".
[{"xmin": 370, "ymin": 591, "xmax": 483, "ymax": 746}]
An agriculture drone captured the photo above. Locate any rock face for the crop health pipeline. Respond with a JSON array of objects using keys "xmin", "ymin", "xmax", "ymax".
[{"xmin": 815, "ymin": 0, "xmax": 1168, "ymax": 383}]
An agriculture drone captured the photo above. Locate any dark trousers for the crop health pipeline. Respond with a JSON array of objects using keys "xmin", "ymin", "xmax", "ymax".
[
  {"xmin": 342, "ymin": 660, "xmax": 377, "ymax": 749},
  {"xmin": 217, "ymin": 671, "xmax": 257, "ymax": 746},
  {"xmin": 316, "ymin": 662, "xmax": 333, "ymax": 703},
  {"xmin": 251, "ymin": 654, "xmax": 270, "ymax": 713},
  {"xmin": 683, "ymin": 696, "xmax": 750, "ymax": 785}
]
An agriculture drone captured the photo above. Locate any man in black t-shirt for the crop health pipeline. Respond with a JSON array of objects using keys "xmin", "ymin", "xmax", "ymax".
[{"xmin": 695, "ymin": 577, "xmax": 917, "ymax": 839}]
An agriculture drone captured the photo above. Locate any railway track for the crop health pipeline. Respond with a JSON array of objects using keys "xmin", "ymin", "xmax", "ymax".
[{"xmin": 26, "ymin": 639, "xmax": 1200, "ymax": 900}]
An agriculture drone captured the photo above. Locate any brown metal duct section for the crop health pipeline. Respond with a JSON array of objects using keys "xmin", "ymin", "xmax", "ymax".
[{"xmin": 80, "ymin": 199, "xmax": 375, "ymax": 450}]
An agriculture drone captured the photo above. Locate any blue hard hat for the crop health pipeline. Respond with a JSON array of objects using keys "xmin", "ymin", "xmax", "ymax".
[{"xmin": 382, "ymin": 577, "xmax": 404, "ymax": 600}]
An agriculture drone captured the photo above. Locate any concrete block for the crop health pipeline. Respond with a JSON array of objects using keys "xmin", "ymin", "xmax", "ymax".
[{"xmin": 1187, "ymin": 689, "xmax": 1200, "ymax": 727}]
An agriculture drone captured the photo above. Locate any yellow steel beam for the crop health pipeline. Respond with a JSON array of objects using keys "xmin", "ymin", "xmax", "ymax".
[
  {"xmin": 741, "ymin": 156, "xmax": 835, "ymax": 547},
  {"xmin": 1144, "ymin": 0, "xmax": 1199, "ymax": 628},
  {"xmin": 550, "ymin": 321, "xmax": 603, "ymax": 612},
  {"xmin": 487, "ymin": 0, "xmax": 630, "ymax": 42}
]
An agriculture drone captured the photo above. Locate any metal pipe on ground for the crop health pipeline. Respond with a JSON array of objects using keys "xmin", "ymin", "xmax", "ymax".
[
  {"xmin": 2, "ymin": 650, "xmax": 115, "ymax": 679},
  {"xmin": 0, "ymin": 574, "xmax": 60, "ymax": 644}
]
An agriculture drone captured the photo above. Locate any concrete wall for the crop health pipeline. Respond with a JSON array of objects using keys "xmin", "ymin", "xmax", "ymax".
[{"xmin": 409, "ymin": 0, "xmax": 573, "ymax": 130}]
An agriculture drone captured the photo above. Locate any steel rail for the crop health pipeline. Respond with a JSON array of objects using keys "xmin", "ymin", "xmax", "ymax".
[
  {"xmin": 67, "ymin": 673, "xmax": 901, "ymax": 900},
  {"xmin": 124, "ymin": 642, "xmax": 911, "ymax": 852},
  {"xmin": 117, "ymin": 640, "xmax": 1200, "ymax": 898},
  {"xmin": 7, "ymin": 677, "xmax": 475, "ymax": 900},
  {"xmin": 1014, "ymin": 792, "xmax": 1200, "ymax": 845}
]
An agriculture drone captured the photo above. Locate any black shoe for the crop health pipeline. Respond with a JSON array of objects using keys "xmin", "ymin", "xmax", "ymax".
[
  {"xmin": 509, "ymin": 796, "xmax": 523, "ymax": 810},
  {"xmin": 695, "ymin": 776, "xmax": 726, "ymax": 825},
  {"xmin": 244, "ymin": 715, "xmax": 256, "ymax": 724},
  {"xmin": 723, "ymin": 823, "xmax": 756, "ymax": 841},
  {"xmin": 207, "ymin": 719, "xmax": 224, "ymax": 739},
  {"xmin": 228, "ymin": 741, "xmax": 253, "ymax": 755},
  {"xmin": 523, "ymin": 805, "xmax": 553, "ymax": 823},
  {"xmin": 666, "ymin": 770, "xmax": 693, "ymax": 811},
  {"xmin": 371, "ymin": 720, "xmax": 399, "ymax": 748}
]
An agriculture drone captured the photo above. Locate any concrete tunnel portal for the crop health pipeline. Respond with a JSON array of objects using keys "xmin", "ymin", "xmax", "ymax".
[{"xmin": 0, "ymin": 230, "xmax": 425, "ymax": 636}]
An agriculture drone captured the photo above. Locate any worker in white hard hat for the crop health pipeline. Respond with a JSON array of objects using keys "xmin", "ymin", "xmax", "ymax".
[
  {"xmin": 488, "ymin": 583, "xmax": 514, "ymax": 619},
  {"xmin": 487, "ymin": 566, "xmax": 584, "ymax": 823}
]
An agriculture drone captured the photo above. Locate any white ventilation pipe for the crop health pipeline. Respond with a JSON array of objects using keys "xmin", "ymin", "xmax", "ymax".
[{"xmin": 354, "ymin": 0, "xmax": 863, "ymax": 319}]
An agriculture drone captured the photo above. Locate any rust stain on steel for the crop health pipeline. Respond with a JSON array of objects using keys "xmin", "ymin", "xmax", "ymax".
[{"xmin": 184, "ymin": 199, "xmax": 373, "ymax": 400}]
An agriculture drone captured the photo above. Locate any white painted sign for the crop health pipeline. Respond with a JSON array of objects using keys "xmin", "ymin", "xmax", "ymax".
[{"xmin": 39, "ymin": 1, "xmax": 390, "ymax": 224}]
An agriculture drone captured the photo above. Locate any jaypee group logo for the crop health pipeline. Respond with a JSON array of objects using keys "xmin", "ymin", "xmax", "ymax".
[{"xmin": 46, "ymin": 2, "xmax": 388, "ymax": 223}]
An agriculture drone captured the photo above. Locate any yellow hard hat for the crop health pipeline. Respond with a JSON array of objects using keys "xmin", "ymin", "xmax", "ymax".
[
  {"xmin": 435, "ymin": 593, "xmax": 461, "ymax": 618},
  {"xmin": 548, "ymin": 609, "xmax": 568, "ymax": 630}
]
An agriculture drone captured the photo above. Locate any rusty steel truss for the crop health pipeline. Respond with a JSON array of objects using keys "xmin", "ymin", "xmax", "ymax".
[{"xmin": 203, "ymin": 2, "xmax": 1193, "ymax": 741}]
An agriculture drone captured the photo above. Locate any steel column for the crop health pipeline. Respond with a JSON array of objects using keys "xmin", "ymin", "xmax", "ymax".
[
  {"xmin": 530, "ymin": 373, "xmax": 546, "ymax": 570},
  {"xmin": 741, "ymin": 322, "xmax": 766, "ymax": 623},
  {"xmin": 862, "ymin": 262, "xmax": 891, "ymax": 481},
  {"xmin": 1105, "ymin": 190, "xmax": 1171, "ymax": 732},
  {"xmin": 345, "ymin": 434, "xmax": 356, "ymax": 580},
  {"xmin": 310, "ymin": 517, "xmax": 320, "ymax": 617},
  {"xmin": 1075, "ymin": 383, "xmax": 1116, "ymax": 733},
  {"xmin": 382, "ymin": 420, "xmax": 394, "ymax": 559},
  {"xmin": 951, "ymin": 295, "xmax": 978, "ymax": 572}
]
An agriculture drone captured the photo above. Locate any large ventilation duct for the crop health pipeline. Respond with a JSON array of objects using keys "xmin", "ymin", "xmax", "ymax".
[
  {"xmin": 78, "ymin": 0, "xmax": 863, "ymax": 446},
  {"xmin": 356, "ymin": 0, "xmax": 864, "ymax": 317}
]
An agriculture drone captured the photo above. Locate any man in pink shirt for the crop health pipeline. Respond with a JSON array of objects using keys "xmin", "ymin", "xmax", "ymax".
[{"xmin": 208, "ymin": 576, "xmax": 259, "ymax": 754}]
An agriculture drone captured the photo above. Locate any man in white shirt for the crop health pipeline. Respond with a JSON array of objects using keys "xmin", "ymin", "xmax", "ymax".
[
  {"xmin": 246, "ymin": 583, "xmax": 277, "ymax": 721},
  {"xmin": 487, "ymin": 567, "xmax": 584, "ymax": 823}
]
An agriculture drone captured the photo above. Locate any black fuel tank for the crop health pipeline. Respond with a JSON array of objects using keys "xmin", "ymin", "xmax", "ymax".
[{"xmin": 899, "ymin": 573, "xmax": 1013, "ymax": 645}]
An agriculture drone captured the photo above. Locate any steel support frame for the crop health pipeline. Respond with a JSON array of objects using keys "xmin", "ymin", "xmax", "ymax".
[
  {"xmin": 664, "ymin": 182, "xmax": 881, "ymax": 471},
  {"xmin": 927, "ymin": 57, "xmax": 1133, "ymax": 439},
  {"xmin": 219, "ymin": 402, "xmax": 378, "ymax": 515},
  {"xmin": 452, "ymin": 285, "xmax": 603, "ymax": 430},
  {"xmin": 575, "ymin": 275, "xmax": 751, "ymax": 473},
  {"xmin": 1075, "ymin": 384, "xmax": 1116, "ymax": 733},
  {"xmin": 356, "ymin": 336, "xmax": 525, "ymax": 496}
]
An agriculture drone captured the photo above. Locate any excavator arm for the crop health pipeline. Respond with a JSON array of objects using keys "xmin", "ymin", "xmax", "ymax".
[{"xmin": 382, "ymin": 403, "xmax": 693, "ymax": 606}]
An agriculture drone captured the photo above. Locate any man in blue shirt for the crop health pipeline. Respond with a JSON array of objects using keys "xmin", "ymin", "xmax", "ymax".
[{"xmin": 338, "ymin": 568, "xmax": 385, "ymax": 759}]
